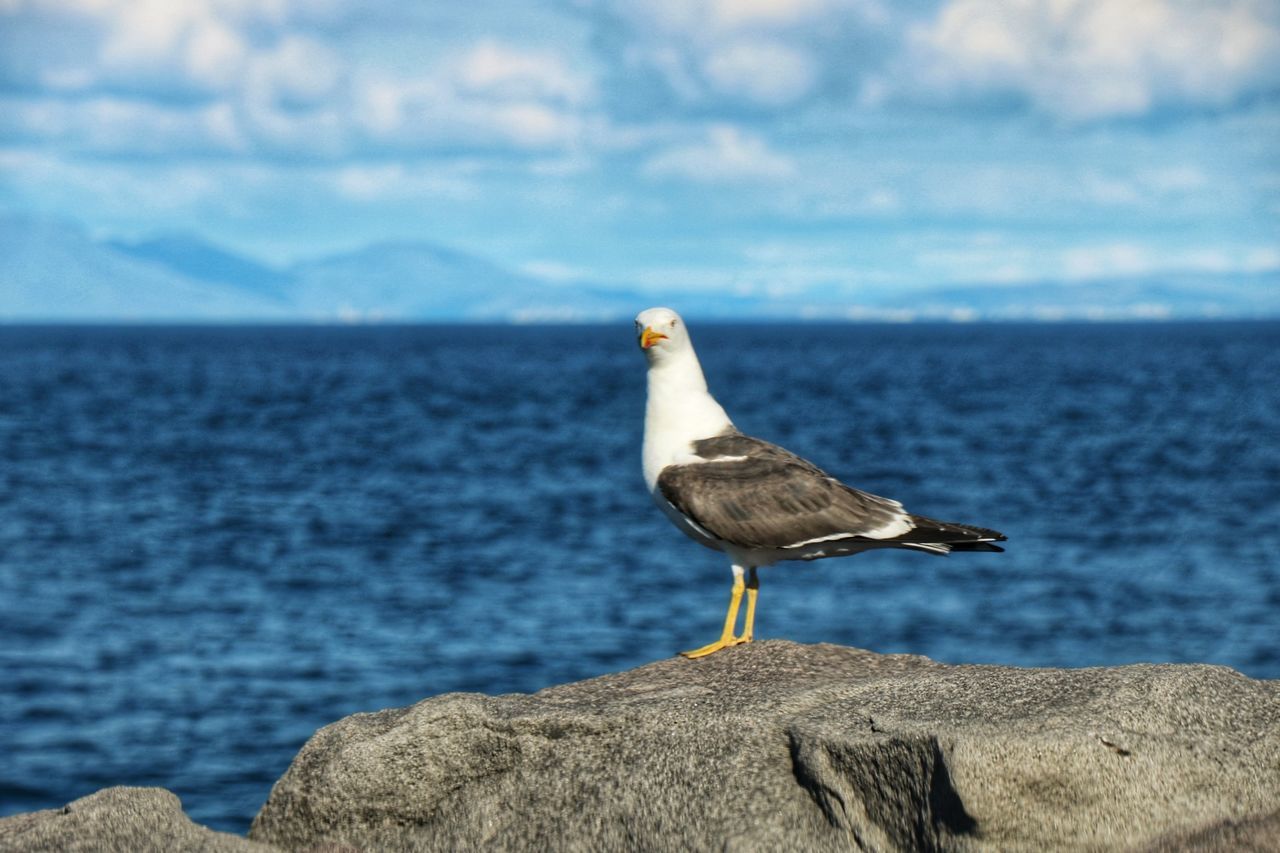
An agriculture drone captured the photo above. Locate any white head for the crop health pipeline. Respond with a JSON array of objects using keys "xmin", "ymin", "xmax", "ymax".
[
  {"xmin": 635, "ymin": 306, "xmax": 731, "ymax": 484},
  {"xmin": 635, "ymin": 306, "xmax": 692, "ymax": 365}
]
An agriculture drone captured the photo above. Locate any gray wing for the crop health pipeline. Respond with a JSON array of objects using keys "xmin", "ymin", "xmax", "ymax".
[{"xmin": 656, "ymin": 432, "xmax": 911, "ymax": 550}]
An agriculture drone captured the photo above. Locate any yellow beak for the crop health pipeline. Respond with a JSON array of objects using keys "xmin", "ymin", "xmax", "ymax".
[{"xmin": 640, "ymin": 327, "xmax": 668, "ymax": 349}]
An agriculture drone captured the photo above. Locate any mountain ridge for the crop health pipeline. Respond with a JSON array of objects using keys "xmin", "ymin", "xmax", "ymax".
[{"xmin": 2, "ymin": 214, "xmax": 1277, "ymax": 322}]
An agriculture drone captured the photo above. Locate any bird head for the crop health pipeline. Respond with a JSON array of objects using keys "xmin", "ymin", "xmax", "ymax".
[{"xmin": 635, "ymin": 307, "xmax": 688, "ymax": 361}]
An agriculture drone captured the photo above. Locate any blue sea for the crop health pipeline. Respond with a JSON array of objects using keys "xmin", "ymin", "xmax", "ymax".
[{"xmin": 1, "ymin": 321, "xmax": 1278, "ymax": 832}]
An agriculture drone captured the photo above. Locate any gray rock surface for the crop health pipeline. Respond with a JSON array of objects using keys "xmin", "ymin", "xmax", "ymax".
[
  {"xmin": 249, "ymin": 641, "xmax": 1280, "ymax": 852},
  {"xmin": 0, "ymin": 787, "xmax": 278, "ymax": 853},
  {"xmin": 1142, "ymin": 809, "xmax": 1280, "ymax": 852}
]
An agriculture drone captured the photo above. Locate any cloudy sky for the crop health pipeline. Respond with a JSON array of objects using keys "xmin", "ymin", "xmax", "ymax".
[{"xmin": 2, "ymin": 0, "xmax": 1278, "ymax": 298}]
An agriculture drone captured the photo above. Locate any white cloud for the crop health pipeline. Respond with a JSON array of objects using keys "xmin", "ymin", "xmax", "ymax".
[
  {"xmin": 183, "ymin": 19, "xmax": 247, "ymax": 90},
  {"xmin": 4, "ymin": 0, "xmax": 312, "ymax": 97},
  {"xmin": 488, "ymin": 102, "xmax": 582, "ymax": 147},
  {"xmin": 0, "ymin": 0, "xmax": 604, "ymax": 158},
  {"xmin": 702, "ymin": 39, "xmax": 816, "ymax": 105},
  {"xmin": 1243, "ymin": 247, "xmax": 1280, "ymax": 272},
  {"xmin": 1140, "ymin": 166, "xmax": 1209, "ymax": 193},
  {"xmin": 348, "ymin": 68, "xmax": 592, "ymax": 152},
  {"xmin": 96, "ymin": 1, "xmax": 238, "ymax": 86},
  {"xmin": 398, "ymin": 41, "xmax": 600, "ymax": 150},
  {"xmin": 707, "ymin": 0, "xmax": 843, "ymax": 29},
  {"xmin": 592, "ymin": 0, "xmax": 889, "ymax": 108},
  {"xmin": 456, "ymin": 40, "xmax": 595, "ymax": 105},
  {"xmin": 903, "ymin": 0, "xmax": 1280, "ymax": 120},
  {"xmin": 331, "ymin": 162, "xmax": 478, "ymax": 202},
  {"xmin": 915, "ymin": 237, "xmax": 1280, "ymax": 285},
  {"xmin": 519, "ymin": 259, "xmax": 592, "ymax": 282},
  {"xmin": 344, "ymin": 40, "xmax": 598, "ymax": 154},
  {"xmin": 333, "ymin": 163, "xmax": 406, "ymax": 200},
  {"xmin": 0, "ymin": 94, "xmax": 248, "ymax": 153},
  {"xmin": 0, "ymin": 0, "xmax": 353, "ymax": 157},
  {"xmin": 245, "ymin": 36, "xmax": 343, "ymax": 110},
  {"xmin": 643, "ymin": 124, "xmax": 795, "ymax": 182},
  {"xmin": 1060, "ymin": 242, "xmax": 1156, "ymax": 279},
  {"xmin": 0, "ymin": 148, "xmax": 228, "ymax": 214}
]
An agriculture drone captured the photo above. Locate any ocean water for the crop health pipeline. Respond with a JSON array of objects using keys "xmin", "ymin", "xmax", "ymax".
[{"xmin": 1, "ymin": 321, "xmax": 1277, "ymax": 832}]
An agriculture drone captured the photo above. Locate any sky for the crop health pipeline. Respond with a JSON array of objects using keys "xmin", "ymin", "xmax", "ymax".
[{"xmin": 1, "ymin": 0, "xmax": 1278, "ymax": 300}]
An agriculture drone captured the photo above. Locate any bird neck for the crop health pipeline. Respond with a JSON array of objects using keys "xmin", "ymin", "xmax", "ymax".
[{"xmin": 643, "ymin": 348, "xmax": 733, "ymax": 490}]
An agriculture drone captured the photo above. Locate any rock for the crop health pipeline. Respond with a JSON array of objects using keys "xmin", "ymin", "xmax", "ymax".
[
  {"xmin": 0, "ymin": 787, "xmax": 278, "ymax": 853},
  {"xmin": 248, "ymin": 641, "xmax": 1280, "ymax": 852},
  {"xmin": 1142, "ymin": 809, "xmax": 1280, "ymax": 852}
]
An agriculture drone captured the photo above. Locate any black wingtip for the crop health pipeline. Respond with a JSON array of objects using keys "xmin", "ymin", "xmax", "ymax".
[
  {"xmin": 904, "ymin": 517, "xmax": 1007, "ymax": 546},
  {"xmin": 949, "ymin": 542, "xmax": 1005, "ymax": 553}
]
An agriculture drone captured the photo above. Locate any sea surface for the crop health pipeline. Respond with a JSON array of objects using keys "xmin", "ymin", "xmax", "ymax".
[{"xmin": 1, "ymin": 321, "xmax": 1278, "ymax": 832}]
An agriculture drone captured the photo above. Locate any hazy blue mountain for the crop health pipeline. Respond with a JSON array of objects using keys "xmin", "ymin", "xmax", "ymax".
[
  {"xmin": 109, "ymin": 233, "xmax": 294, "ymax": 300},
  {"xmin": 2, "ymin": 213, "xmax": 1277, "ymax": 322},
  {"xmin": 0, "ymin": 215, "xmax": 641, "ymax": 322},
  {"xmin": 290, "ymin": 240, "xmax": 654, "ymax": 321},
  {"xmin": 0, "ymin": 216, "xmax": 292, "ymax": 321},
  {"xmin": 867, "ymin": 275, "xmax": 1280, "ymax": 321}
]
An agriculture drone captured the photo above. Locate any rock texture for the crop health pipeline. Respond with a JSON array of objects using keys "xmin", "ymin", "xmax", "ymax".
[
  {"xmin": 249, "ymin": 641, "xmax": 1280, "ymax": 852},
  {"xmin": 0, "ymin": 787, "xmax": 277, "ymax": 853}
]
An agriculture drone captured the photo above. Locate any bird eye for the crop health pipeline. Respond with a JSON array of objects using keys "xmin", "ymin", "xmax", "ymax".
[{"xmin": 669, "ymin": 319, "xmax": 677, "ymax": 327}]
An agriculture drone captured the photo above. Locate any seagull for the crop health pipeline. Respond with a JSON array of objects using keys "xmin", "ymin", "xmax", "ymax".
[{"xmin": 636, "ymin": 306, "xmax": 1006, "ymax": 658}]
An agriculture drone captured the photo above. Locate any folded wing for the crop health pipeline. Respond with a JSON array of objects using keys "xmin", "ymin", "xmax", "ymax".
[{"xmin": 656, "ymin": 432, "xmax": 916, "ymax": 550}]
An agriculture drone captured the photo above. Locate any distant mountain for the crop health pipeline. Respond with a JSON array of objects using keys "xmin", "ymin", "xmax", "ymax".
[
  {"xmin": 2, "ymin": 213, "xmax": 1277, "ymax": 322},
  {"xmin": 0, "ymin": 216, "xmax": 293, "ymax": 321},
  {"xmin": 832, "ymin": 275, "xmax": 1280, "ymax": 322},
  {"xmin": 0, "ymin": 215, "xmax": 645, "ymax": 322},
  {"xmin": 109, "ymin": 233, "xmax": 293, "ymax": 300},
  {"xmin": 290, "ymin": 241, "xmax": 640, "ymax": 322},
  {"xmin": 0, "ymin": 216, "xmax": 624, "ymax": 321}
]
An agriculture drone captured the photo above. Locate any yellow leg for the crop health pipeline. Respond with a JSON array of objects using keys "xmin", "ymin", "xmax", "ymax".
[
  {"xmin": 741, "ymin": 568, "xmax": 759, "ymax": 643},
  {"xmin": 681, "ymin": 567, "xmax": 755, "ymax": 659}
]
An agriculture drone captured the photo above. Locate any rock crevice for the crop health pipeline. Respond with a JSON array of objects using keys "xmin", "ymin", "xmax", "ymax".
[{"xmin": 789, "ymin": 730, "xmax": 977, "ymax": 851}]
